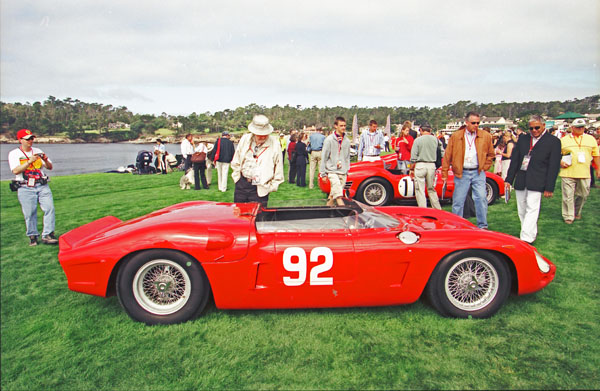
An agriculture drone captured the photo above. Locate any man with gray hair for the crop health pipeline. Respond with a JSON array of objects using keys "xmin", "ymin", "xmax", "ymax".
[
  {"xmin": 504, "ymin": 115, "xmax": 561, "ymax": 243},
  {"xmin": 410, "ymin": 125, "xmax": 442, "ymax": 209}
]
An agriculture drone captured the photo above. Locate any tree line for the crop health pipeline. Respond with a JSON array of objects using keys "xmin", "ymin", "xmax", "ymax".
[{"xmin": 2, "ymin": 95, "xmax": 598, "ymax": 141}]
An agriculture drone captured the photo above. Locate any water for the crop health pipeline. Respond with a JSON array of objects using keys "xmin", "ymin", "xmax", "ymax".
[{"xmin": 1, "ymin": 143, "xmax": 182, "ymax": 180}]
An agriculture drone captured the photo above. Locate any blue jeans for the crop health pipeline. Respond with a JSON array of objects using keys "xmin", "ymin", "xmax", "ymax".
[
  {"xmin": 17, "ymin": 184, "xmax": 55, "ymax": 237},
  {"xmin": 452, "ymin": 170, "xmax": 488, "ymax": 228}
]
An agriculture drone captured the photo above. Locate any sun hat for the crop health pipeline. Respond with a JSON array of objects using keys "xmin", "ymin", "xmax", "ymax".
[
  {"xmin": 248, "ymin": 115, "xmax": 273, "ymax": 136},
  {"xmin": 572, "ymin": 118, "xmax": 586, "ymax": 128},
  {"xmin": 17, "ymin": 129, "xmax": 35, "ymax": 140}
]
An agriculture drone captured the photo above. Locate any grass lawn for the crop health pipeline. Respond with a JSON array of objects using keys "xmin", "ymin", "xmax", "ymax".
[
  {"xmin": 1, "ymin": 165, "xmax": 599, "ymax": 390},
  {"xmin": 155, "ymin": 128, "xmax": 177, "ymax": 136}
]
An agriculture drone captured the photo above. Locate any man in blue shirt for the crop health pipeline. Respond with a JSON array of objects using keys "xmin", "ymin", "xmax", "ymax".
[
  {"xmin": 308, "ymin": 127, "xmax": 326, "ymax": 189},
  {"xmin": 358, "ymin": 120, "xmax": 385, "ymax": 161}
]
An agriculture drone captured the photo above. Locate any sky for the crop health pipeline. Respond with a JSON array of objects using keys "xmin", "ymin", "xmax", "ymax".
[{"xmin": 1, "ymin": 0, "xmax": 599, "ymax": 115}]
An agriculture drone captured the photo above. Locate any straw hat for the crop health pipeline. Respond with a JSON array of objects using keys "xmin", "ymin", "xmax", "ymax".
[{"xmin": 248, "ymin": 115, "xmax": 273, "ymax": 136}]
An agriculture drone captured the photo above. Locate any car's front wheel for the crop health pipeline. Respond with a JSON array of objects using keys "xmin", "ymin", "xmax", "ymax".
[
  {"xmin": 117, "ymin": 250, "xmax": 210, "ymax": 325},
  {"xmin": 426, "ymin": 250, "xmax": 510, "ymax": 318}
]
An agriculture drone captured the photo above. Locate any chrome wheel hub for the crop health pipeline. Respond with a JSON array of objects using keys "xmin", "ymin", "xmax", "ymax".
[
  {"xmin": 133, "ymin": 259, "xmax": 192, "ymax": 315},
  {"xmin": 445, "ymin": 257, "xmax": 499, "ymax": 311},
  {"xmin": 365, "ymin": 184, "xmax": 385, "ymax": 204}
]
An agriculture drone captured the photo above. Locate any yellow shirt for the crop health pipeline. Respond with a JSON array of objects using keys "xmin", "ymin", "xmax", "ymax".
[{"xmin": 559, "ymin": 134, "xmax": 599, "ymax": 178}]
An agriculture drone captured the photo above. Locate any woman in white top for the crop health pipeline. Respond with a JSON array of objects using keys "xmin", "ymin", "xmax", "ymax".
[{"xmin": 153, "ymin": 139, "xmax": 167, "ymax": 174}]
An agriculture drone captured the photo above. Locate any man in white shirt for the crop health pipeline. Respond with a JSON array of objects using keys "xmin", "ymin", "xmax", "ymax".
[
  {"xmin": 180, "ymin": 134, "xmax": 194, "ymax": 171},
  {"xmin": 358, "ymin": 120, "xmax": 385, "ymax": 162},
  {"xmin": 8, "ymin": 129, "xmax": 58, "ymax": 246},
  {"xmin": 231, "ymin": 115, "xmax": 284, "ymax": 207}
]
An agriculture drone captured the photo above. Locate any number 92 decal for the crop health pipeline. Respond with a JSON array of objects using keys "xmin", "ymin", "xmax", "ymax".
[{"xmin": 283, "ymin": 247, "xmax": 333, "ymax": 286}]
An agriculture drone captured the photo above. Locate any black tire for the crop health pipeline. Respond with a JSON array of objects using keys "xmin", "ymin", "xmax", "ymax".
[
  {"xmin": 426, "ymin": 250, "xmax": 510, "ymax": 318},
  {"xmin": 356, "ymin": 177, "xmax": 393, "ymax": 206},
  {"xmin": 117, "ymin": 249, "xmax": 210, "ymax": 325},
  {"xmin": 485, "ymin": 178, "xmax": 499, "ymax": 205}
]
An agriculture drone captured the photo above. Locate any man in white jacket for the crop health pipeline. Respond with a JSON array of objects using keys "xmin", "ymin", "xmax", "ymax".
[{"xmin": 231, "ymin": 115, "xmax": 284, "ymax": 207}]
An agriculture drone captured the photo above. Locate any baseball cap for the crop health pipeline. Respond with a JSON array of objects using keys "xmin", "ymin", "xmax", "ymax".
[
  {"xmin": 17, "ymin": 129, "xmax": 35, "ymax": 140},
  {"xmin": 571, "ymin": 118, "xmax": 586, "ymax": 128}
]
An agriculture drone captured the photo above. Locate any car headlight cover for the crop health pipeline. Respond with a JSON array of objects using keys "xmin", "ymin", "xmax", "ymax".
[{"xmin": 535, "ymin": 251, "xmax": 550, "ymax": 273}]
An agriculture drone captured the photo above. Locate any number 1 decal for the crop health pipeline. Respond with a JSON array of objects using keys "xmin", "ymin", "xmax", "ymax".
[{"xmin": 283, "ymin": 247, "xmax": 333, "ymax": 286}]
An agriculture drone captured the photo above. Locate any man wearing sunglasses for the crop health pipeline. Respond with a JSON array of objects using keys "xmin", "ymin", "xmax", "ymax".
[
  {"xmin": 558, "ymin": 118, "xmax": 600, "ymax": 224},
  {"xmin": 504, "ymin": 116, "xmax": 561, "ymax": 243},
  {"xmin": 441, "ymin": 112, "xmax": 494, "ymax": 229}
]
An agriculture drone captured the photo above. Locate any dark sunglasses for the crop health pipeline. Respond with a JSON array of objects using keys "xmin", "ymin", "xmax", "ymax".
[
  {"xmin": 529, "ymin": 126, "xmax": 541, "ymax": 131},
  {"xmin": 470, "ymin": 122, "xmax": 480, "ymax": 125}
]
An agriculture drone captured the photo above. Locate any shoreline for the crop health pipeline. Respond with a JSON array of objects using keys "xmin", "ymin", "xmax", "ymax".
[{"xmin": 0, "ymin": 135, "xmax": 220, "ymax": 144}]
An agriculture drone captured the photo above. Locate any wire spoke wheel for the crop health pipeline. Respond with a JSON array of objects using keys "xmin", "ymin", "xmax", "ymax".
[
  {"xmin": 132, "ymin": 259, "xmax": 192, "ymax": 315},
  {"xmin": 485, "ymin": 182, "xmax": 494, "ymax": 204},
  {"xmin": 364, "ymin": 183, "xmax": 386, "ymax": 205},
  {"xmin": 444, "ymin": 257, "xmax": 498, "ymax": 311}
]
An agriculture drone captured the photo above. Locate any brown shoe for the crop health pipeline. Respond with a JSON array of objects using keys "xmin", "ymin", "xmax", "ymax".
[
  {"xmin": 564, "ymin": 220, "xmax": 573, "ymax": 224},
  {"xmin": 575, "ymin": 215, "xmax": 582, "ymax": 220}
]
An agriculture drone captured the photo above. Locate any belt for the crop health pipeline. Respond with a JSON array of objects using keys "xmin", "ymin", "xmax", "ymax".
[
  {"xmin": 365, "ymin": 155, "xmax": 379, "ymax": 157},
  {"xmin": 463, "ymin": 167, "xmax": 478, "ymax": 171},
  {"xmin": 311, "ymin": 149, "xmax": 322, "ymax": 152}
]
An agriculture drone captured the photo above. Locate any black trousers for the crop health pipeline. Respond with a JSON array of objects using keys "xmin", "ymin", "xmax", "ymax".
[
  {"xmin": 289, "ymin": 159, "xmax": 297, "ymax": 183},
  {"xmin": 184, "ymin": 155, "xmax": 192, "ymax": 172},
  {"xmin": 296, "ymin": 158, "xmax": 307, "ymax": 187},
  {"xmin": 193, "ymin": 162, "xmax": 208, "ymax": 190},
  {"xmin": 234, "ymin": 177, "xmax": 269, "ymax": 207}
]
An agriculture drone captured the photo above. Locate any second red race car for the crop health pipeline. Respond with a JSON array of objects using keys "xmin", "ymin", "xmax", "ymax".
[{"xmin": 319, "ymin": 154, "xmax": 505, "ymax": 206}]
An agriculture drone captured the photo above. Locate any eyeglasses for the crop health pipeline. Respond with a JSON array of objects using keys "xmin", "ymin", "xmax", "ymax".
[
  {"xmin": 470, "ymin": 122, "xmax": 480, "ymax": 125},
  {"xmin": 529, "ymin": 126, "xmax": 541, "ymax": 131}
]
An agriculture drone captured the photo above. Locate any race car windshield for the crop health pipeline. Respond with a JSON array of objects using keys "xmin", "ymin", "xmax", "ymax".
[
  {"xmin": 255, "ymin": 200, "xmax": 399, "ymax": 232},
  {"xmin": 348, "ymin": 201, "xmax": 400, "ymax": 229}
]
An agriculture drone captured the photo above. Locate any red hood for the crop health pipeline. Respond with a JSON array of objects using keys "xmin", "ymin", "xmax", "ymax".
[{"xmin": 376, "ymin": 206, "xmax": 477, "ymax": 231}]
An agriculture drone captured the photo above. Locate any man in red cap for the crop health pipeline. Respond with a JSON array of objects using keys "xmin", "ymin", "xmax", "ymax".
[{"xmin": 8, "ymin": 129, "xmax": 58, "ymax": 246}]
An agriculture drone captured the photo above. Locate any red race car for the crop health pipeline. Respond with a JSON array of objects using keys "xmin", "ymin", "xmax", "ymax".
[
  {"xmin": 58, "ymin": 200, "xmax": 555, "ymax": 325},
  {"xmin": 319, "ymin": 154, "xmax": 505, "ymax": 206}
]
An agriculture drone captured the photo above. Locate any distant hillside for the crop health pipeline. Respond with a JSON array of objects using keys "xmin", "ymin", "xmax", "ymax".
[{"xmin": 2, "ymin": 95, "xmax": 598, "ymax": 140}]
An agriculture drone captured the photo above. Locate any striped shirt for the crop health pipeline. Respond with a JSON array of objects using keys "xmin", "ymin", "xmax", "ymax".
[{"xmin": 358, "ymin": 130, "xmax": 385, "ymax": 160}]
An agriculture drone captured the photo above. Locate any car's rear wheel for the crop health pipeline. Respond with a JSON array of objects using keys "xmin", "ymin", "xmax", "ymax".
[
  {"xmin": 426, "ymin": 250, "xmax": 510, "ymax": 318},
  {"xmin": 356, "ymin": 178, "xmax": 392, "ymax": 206},
  {"xmin": 485, "ymin": 178, "xmax": 499, "ymax": 205},
  {"xmin": 117, "ymin": 250, "xmax": 210, "ymax": 325}
]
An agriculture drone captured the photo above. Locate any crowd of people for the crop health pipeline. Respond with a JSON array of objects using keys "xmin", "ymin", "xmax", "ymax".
[{"xmin": 7, "ymin": 113, "xmax": 600, "ymax": 247}]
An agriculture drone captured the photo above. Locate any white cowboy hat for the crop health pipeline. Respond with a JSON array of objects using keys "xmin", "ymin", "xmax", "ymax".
[{"xmin": 248, "ymin": 114, "xmax": 273, "ymax": 136}]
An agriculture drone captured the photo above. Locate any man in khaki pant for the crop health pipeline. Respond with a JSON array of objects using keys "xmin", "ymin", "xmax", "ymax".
[
  {"xmin": 308, "ymin": 128, "xmax": 325, "ymax": 189},
  {"xmin": 410, "ymin": 125, "xmax": 442, "ymax": 209},
  {"xmin": 559, "ymin": 118, "xmax": 600, "ymax": 224},
  {"xmin": 320, "ymin": 117, "xmax": 351, "ymax": 206}
]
